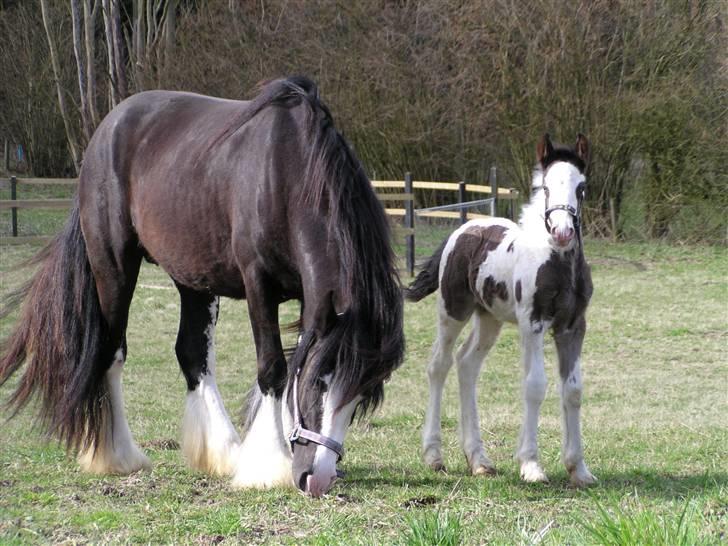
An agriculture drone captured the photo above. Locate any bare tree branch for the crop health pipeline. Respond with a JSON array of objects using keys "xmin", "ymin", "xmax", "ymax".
[{"xmin": 40, "ymin": 0, "xmax": 80, "ymax": 173}]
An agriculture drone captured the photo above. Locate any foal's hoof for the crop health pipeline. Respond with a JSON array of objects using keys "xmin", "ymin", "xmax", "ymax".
[
  {"xmin": 520, "ymin": 461, "xmax": 549, "ymax": 483},
  {"xmin": 472, "ymin": 464, "xmax": 497, "ymax": 477},
  {"xmin": 428, "ymin": 460, "xmax": 448, "ymax": 473},
  {"xmin": 569, "ymin": 468, "xmax": 597, "ymax": 488}
]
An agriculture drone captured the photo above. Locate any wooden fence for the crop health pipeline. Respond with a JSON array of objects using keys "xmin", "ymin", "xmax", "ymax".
[
  {"xmin": 1, "ymin": 171, "xmax": 520, "ymax": 275},
  {"xmin": 373, "ymin": 167, "xmax": 519, "ymax": 275}
]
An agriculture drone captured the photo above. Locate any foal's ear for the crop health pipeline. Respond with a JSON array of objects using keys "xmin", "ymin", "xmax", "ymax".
[
  {"xmin": 575, "ymin": 133, "xmax": 590, "ymax": 166},
  {"xmin": 536, "ymin": 133, "xmax": 554, "ymax": 165}
]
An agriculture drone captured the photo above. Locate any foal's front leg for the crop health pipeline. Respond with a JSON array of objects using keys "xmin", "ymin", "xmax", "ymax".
[
  {"xmin": 554, "ymin": 316, "xmax": 596, "ymax": 486},
  {"xmin": 516, "ymin": 321, "xmax": 549, "ymax": 483}
]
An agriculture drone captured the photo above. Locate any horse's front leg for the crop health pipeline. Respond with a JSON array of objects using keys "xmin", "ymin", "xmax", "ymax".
[
  {"xmin": 516, "ymin": 321, "xmax": 549, "ymax": 483},
  {"xmin": 176, "ymin": 285, "xmax": 241, "ymax": 476},
  {"xmin": 554, "ymin": 316, "xmax": 596, "ymax": 487},
  {"xmin": 232, "ymin": 266, "xmax": 294, "ymax": 489}
]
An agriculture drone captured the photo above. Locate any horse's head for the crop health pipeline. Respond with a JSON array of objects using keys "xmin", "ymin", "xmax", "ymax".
[
  {"xmin": 534, "ymin": 133, "xmax": 590, "ymax": 250},
  {"xmin": 286, "ymin": 309, "xmax": 402, "ymax": 497}
]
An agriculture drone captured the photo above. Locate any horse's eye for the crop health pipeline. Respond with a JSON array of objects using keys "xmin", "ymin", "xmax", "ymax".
[{"xmin": 576, "ymin": 183, "xmax": 586, "ymax": 199}]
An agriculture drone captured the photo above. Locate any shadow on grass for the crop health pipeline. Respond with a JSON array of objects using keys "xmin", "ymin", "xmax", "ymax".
[{"xmin": 342, "ymin": 464, "xmax": 727, "ymax": 501}]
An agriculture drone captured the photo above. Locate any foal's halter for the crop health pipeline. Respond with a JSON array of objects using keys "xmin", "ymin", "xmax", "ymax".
[
  {"xmin": 532, "ymin": 177, "xmax": 585, "ymax": 237},
  {"xmin": 288, "ymin": 366, "xmax": 345, "ymax": 461}
]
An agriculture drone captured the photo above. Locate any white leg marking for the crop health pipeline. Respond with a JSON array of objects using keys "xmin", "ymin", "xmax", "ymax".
[
  {"xmin": 306, "ymin": 384, "xmax": 361, "ymax": 497},
  {"xmin": 182, "ymin": 373, "xmax": 241, "ymax": 476},
  {"xmin": 181, "ymin": 300, "xmax": 241, "ymax": 476},
  {"xmin": 456, "ymin": 312, "xmax": 501, "ymax": 476},
  {"xmin": 231, "ymin": 391, "xmax": 294, "ymax": 489},
  {"xmin": 422, "ymin": 299, "xmax": 467, "ymax": 471},
  {"xmin": 517, "ymin": 325, "xmax": 549, "ymax": 483},
  {"xmin": 78, "ymin": 350, "xmax": 151, "ymax": 475},
  {"xmin": 561, "ymin": 360, "xmax": 596, "ymax": 486}
]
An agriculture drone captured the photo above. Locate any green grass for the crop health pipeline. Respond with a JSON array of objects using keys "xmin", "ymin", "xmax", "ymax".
[{"xmin": 1, "ymin": 233, "xmax": 727, "ymax": 544}]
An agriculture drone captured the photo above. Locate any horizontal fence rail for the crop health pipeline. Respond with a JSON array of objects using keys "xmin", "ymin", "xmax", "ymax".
[{"xmin": 1, "ymin": 170, "xmax": 520, "ymax": 275}]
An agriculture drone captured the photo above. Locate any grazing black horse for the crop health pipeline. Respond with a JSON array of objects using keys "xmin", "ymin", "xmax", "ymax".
[{"xmin": 0, "ymin": 77, "xmax": 404, "ymax": 497}]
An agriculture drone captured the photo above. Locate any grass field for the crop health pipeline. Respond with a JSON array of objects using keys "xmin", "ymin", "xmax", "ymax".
[{"xmin": 0, "ymin": 235, "xmax": 726, "ymax": 544}]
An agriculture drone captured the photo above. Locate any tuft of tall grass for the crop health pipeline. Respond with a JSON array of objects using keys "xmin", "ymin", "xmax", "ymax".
[
  {"xmin": 402, "ymin": 510, "xmax": 464, "ymax": 546},
  {"xmin": 578, "ymin": 498, "xmax": 709, "ymax": 546}
]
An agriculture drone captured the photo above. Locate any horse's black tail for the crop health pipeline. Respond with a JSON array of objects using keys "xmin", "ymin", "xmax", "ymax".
[
  {"xmin": 404, "ymin": 238, "xmax": 448, "ymax": 302},
  {"xmin": 0, "ymin": 202, "xmax": 111, "ymax": 452}
]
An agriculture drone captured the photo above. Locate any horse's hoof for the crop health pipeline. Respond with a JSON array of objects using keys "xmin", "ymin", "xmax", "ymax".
[
  {"xmin": 472, "ymin": 464, "xmax": 497, "ymax": 476},
  {"xmin": 428, "ymin": 460, "xmax": 447, "ymax": 473}
]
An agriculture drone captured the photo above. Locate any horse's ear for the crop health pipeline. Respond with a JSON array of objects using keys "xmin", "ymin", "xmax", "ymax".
[
  {"xmin": 575, "ymin": 133, "xmax": 590, "ymax": 166},
  {"xmin": 536, "ymin": 133, "xmax": 554, "ymax": 165}
]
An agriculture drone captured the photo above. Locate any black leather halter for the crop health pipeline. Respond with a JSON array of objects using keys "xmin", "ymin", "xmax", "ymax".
[
  {"xmin": 288, "ymin": 366, "xmax": 345, "ymax": 461},
  {"xmin": 532, "ymin": 180, "xmax": 585, "ymax": 238}
]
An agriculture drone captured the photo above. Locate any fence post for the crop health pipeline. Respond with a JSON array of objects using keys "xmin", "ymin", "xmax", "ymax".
[
  {"xmin": 404, "ymin": 172, "xmax": 415, "ymax": 277},
  {"xmin": 11, "ymin": 175, "xmax": 18, "ymax": 237},
  {"xmin": 458, "ymin": 181, "xmax": 467, "ymax": 224},
  {"xmin": 509, "ymin": 188, "xmax": 517, "ymax": 220},
  {"xmin": 489, "ymin": 166, "xmax": 497, "ymax": 217}
]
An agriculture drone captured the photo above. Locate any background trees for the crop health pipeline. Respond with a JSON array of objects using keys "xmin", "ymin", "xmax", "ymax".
[{"xmin": 1, "ymin": 0, "xmax": 725, "ymax": 242}]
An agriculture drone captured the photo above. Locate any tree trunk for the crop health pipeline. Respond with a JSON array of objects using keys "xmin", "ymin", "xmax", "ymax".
[
  {"xmin": 102, "ymin": 0, "xmax": 118, "ymax": 105},
  {"xmin": 71, "ymin": 0, "xmax": 92, "ymax": 142},
  {"xmin": 84, "ymin": 0, "xmax": 100, "ymax": 127},
  {"xmin": 40, "ymin": 0, "xmax": 81, "ymax": 173},
  {"xmin": 163, "ymin": 0, "xmax": 177, "ymax": 79},
  {"xmin": 111, "ymin": 0, "xmax": 127, "ymax": 99}
]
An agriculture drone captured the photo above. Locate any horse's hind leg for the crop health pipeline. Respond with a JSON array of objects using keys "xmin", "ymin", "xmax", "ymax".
[
  {"xmin": 77, "ymin": 338, "xmax": 151, "ymax": 474},
  {"xmin": 176, "ymin": 284, "xmax": 241, "ymax": 476},
  {"xmin": 456, "ymin": 311, "xmax": 502, "ymax": 476},
  {"xmin": 554, "ymin": 316, "xmax": 596, "ymax": 486},
  {"xmin": 77, "ymin": 238, "xmax": 150, "ymax": 474},
  {"xmin": 422, "ymin": 298, "xmax": 469, "ymax": 472}
]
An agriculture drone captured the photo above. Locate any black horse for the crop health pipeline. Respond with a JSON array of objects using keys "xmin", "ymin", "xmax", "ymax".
[{"xmin": 0, "ymin": 77, "xmax": 404, "ymax": 497}]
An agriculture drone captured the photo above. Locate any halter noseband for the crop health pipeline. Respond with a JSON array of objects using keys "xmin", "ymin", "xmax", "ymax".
[
  {"xmin": 532, "ymin": 180, "xmax": 584, "ymax": 237},
  {"xmin": 288, "ymin": 366, "xmax": 345, "ymax": 461}
]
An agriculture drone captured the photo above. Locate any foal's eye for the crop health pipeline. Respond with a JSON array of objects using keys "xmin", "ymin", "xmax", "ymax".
[{"xmin": 576, "ymin": 183, "xmax": 586, "ymax": 199}]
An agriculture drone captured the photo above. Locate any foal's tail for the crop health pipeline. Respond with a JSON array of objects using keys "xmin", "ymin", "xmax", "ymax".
[
  {"xmin": 0, "ymin": 202, "xmax": 111, "ymax": 452},
  {"xmin": 403, "ymin": 238, "xmax": 448, "ymax": 302}
]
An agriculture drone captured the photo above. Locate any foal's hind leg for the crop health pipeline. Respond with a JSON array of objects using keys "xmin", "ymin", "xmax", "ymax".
[
  {"xmin": 177, "ymin": 285, "xmax": 241, "ymax": 476},
  {"xmin": 554, "ymin": 316, "xmax": 596, "ymax": 486},
  {"xmin": 422, "ymin": 299, "xmax": 469, "ymax": 472},
  {"xmin": 456, "ymin": 311, "xmax": 502, "ymax": 476}
]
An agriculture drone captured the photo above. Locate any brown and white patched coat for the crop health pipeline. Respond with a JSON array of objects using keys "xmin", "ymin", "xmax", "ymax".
[{"xmin": 406, "ymin": 134, "xmax": 596, "ymax": 487}]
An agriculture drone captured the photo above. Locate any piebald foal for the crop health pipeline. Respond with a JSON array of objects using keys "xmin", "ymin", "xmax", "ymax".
[{"xmin": 406, "ymin": 134, "xmax": 596, "ymax": 487}]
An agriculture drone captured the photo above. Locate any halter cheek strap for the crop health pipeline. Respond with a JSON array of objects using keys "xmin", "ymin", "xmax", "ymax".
[
  {"xmin": 288, "ymin": 367, "xmax": 345, "ymax": 461},
  {"xmin": 532, "ymin": 183, "xmax": 583, "ymax": 237}
]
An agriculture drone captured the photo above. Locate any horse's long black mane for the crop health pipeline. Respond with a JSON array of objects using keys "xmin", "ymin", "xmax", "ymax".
[{"xmin": 236, "ymin": 77, "xmax": 405, "ymax": 414}]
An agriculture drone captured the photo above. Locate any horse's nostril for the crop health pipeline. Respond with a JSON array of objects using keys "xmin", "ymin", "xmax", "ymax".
[{"xmin": 298, "ymin": 472, "xmax": 310, "ymax": 492}]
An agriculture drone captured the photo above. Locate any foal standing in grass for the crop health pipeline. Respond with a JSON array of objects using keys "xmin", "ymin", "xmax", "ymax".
[{"xmin": 406, "ymin": 134, "xmax": 596, "ymax": 487}]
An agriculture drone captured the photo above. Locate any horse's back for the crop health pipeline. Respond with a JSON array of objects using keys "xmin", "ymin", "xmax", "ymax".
[{"xmin": 78, "ymin": 90, "xmax": 292, "ymax": 297}]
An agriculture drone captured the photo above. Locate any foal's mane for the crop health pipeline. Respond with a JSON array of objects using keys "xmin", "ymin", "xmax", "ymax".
[{"xmin": 228, "ymin": 77, "xmax": 405, "ymax": 414}]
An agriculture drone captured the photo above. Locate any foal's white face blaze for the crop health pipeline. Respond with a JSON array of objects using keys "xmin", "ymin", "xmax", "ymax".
[{"xmin": 542, "ymin": 161, "xmax": 585, "ymax": 249}]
